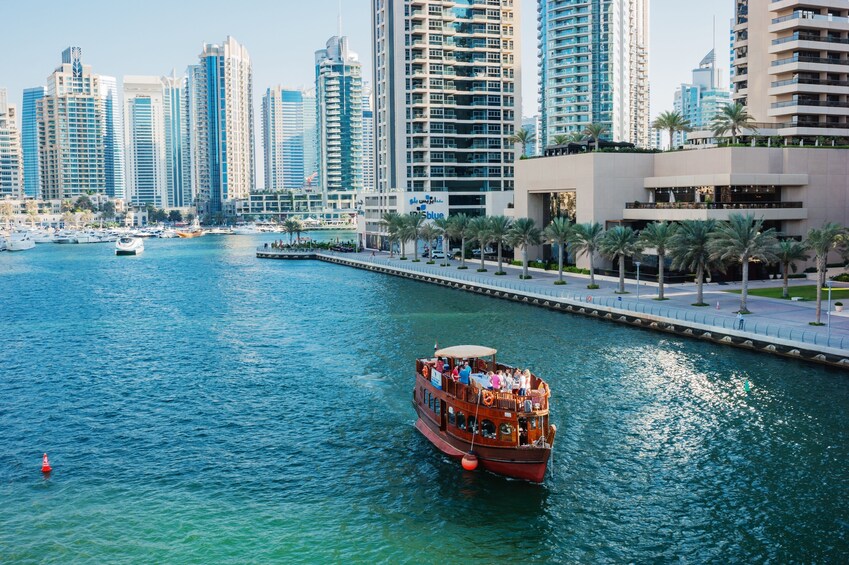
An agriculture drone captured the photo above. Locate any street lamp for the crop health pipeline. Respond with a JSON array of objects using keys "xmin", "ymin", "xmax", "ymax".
[
  {"xmin": 827, "ymin": 280, "xmax": 834, "ymax": 341},
  {"xmin": 635, "ymin": 261, "xmax": 642, "ymax": 300}
]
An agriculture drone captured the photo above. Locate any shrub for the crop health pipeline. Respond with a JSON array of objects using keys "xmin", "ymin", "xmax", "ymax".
[{"xmin": 831, "ymin": 273, "xmax": 849, "ymax": 282}]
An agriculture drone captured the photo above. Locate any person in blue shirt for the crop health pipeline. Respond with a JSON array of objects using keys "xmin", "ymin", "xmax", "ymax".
[{"xmin": 458, "ymin": 361, "xmax": 471, "ymax": 385}]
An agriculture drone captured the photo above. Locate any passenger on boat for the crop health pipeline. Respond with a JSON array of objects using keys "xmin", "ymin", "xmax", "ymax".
[
  {"xmin": 451, "ymin": 364, "xmax": 460, "ymax": 381},
  {"xmin": 459, "ymin": 362, "xmax": 471, "ymax": 385},
  {"xmin": 512, "ymin": 369, "xmax": 522, "ymax": 393},
  {"xmin": 520, "ymin": 369, "xmax": 532, "ymax": 396},
  {"xmin": 490, "ymin": 371, "xmax": 501, "ymax": 391},
  {"xmin": 435, "ymin": 358, "xmax": 445, "ymax": 373},
  {"xmin": 501, "ymin": 371, "xmax": 513, "ymax": 392}
]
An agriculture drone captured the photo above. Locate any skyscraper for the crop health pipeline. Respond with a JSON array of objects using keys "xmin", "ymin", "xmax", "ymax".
[
  {"xmin": 261, "ymin": 86, "xmax": 317, "ymax": 191},
  {"xmin": 315, "ymin": 36, "xmax": 363, "ymax": 197},
  {"xmin": 362, "ymin": 87, "xmax": 375, "ymax": 192},
  {"xmin": 0, "ymin": 89, "xmax": 23, "ymax": 198},
  {"xmin": 731, "ymin": 0, "xmax": 849, "ymax": 139},
  {"xmin": 186, "ymin": 37, "xmax": 255, "ymax": 214},
  {"xmin": 100, "ymin": 76, "xmax": 126, "ymax": 200},
  {"xmin": 372, "ymin": 1, "xmax": 521, "ymax": 212},
  {"xmin": 538, "ymin": 0, "xmax": 650, "ymax": 147},
  {"xmin": 673, "ymin": 50, "xmax": 731, "ymax": 147},
  {"xmin": 123, "ymin": 76, "xmax": 168, "ymax": 207},
  {"xmin": 162, "ymin": 73, "xmax": 187, "ymax": 207},
  {"xmin": 38, "ymin": 47, "xmax": 106, "ymax": 200},
  {"xmin": 21, "ymin": 87, "xmax": 45, "ymax": 198}
]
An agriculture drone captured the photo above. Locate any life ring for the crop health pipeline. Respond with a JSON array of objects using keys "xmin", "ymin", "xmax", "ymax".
[
  {"xmin": 587, "ymin": 295, "xmax": 593, "ymax": 302},
  {"xmin": 422, "ymin": 365, "xmax": 430, "ymax": 378},
  {"xmin": 482, "ymin": 390, "xmax": 495, "ymax": 406}
]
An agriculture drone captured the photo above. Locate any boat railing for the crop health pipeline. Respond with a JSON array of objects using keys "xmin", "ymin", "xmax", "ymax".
[{"xmin": 421, "ymin": 368, "xmax": 549, "ymax": 412}]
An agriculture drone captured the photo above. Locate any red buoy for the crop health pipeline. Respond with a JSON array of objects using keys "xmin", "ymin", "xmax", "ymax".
[
  {"xmin": 461, "ymin": 453, "xmax": 478, "ymax": 471},
  {"xmin": 41, "ymin": 453, "xmax": 52, "ymax": 473}
]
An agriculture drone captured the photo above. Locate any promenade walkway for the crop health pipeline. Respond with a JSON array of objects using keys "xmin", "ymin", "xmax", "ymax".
[{"xmin": 259, "ymin": 247, "xmax": 849, "ymax": 359}]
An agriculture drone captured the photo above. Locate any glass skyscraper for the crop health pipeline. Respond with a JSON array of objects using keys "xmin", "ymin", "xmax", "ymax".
[
  {"xmin": 673, "ymin": 50, "xmax": 731, "ymax": 147},
  {"xmin": 22, "ymin": 87, "xmax": 45, "ymax": 198},
  {"xmin": 162, "ymin": 73, "xmax": 187, "ymax": 208},
  {"xmin": 262, "ymin": 87, "xmax": 318, "ymax": 191},
  {"xmin": 100, "ymin": 76, "xmax": 126, "ymax": 200},
  {"xmin": 123, "ymin": 76, "xmax": 167, "ymax": 207},
  {"xmin": 0, "ymin": 89, "xmax": 23, "ymax": 198},
  {"xmin": 538, "ymin": 0, "xmax": 650, "ymax": 147}
]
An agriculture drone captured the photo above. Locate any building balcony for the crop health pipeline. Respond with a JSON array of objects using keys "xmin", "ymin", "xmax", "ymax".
[
  {"xmin": 623, "ymin": 201, "xmax": 808, "ymax": 222},
  {"xmin": 770, "ymin": 11, "xmax": 849, "ymax": 33},
  {"xmin": 769, "ymin": 99, "xmax": 849, "ymax": 117}
]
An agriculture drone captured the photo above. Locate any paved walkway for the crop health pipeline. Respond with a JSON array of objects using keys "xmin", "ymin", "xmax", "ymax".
[{"xmin": 338, "ymin": 250, "xmax": 849, "ymax": 352}]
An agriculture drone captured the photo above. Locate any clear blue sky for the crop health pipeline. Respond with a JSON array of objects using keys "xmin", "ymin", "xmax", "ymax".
[{"xmin": 1, "ymin": 0, "xmax": 732, "ymax": 121}]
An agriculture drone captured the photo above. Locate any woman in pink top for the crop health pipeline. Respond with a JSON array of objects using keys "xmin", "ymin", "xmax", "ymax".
[{"xmin": 490, "ymin": 371, "xmax": 501, "ymax": 391}]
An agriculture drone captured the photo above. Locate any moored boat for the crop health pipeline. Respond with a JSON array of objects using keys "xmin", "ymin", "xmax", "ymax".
[
  {"xmin": 6, "ymin": 232, "xmax": 36, "ymax": 252},
  {"xmin": 115, "ymin": 236, "xmax": 144, "ymax": 255},
  {"xmin": 413, "ymin": 345, "xmax": 556, "ymax": 482}
]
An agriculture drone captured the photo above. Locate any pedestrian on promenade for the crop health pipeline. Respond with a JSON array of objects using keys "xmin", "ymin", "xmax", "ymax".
[{"xmin": 736, "ymin": 312, "xmax": 745, "ymax": 330}]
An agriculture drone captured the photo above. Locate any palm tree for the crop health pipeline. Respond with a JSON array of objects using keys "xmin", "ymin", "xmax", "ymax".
[
  {"xmin": 447, "ymin": 213, "xmax": 471, "ymax": 269},
  {"xmin": 550, "ymin": 134, "xmax": 570, "ymax": 146},
  {"xmin": 488, "ymin": 215, "xmax": 513, "ymax": 275},
  {"xmin": 467, "ymin": 216, "xmax": 492, "ymax": 272},
  {"xmin": 283, "ymin": 219, "xmax": 300, "ymax": 245},
  {"xmin": 709, "ymin": 213, "xmax": 779, "ymax": 314},
  {"xmin": 420, "ymin": 222, "xmax": 441, "ymax": 263},
  {"xmin": 711, "ymin": 102, "xmax": 756, "ymax": 144},
  {"xmin": 0, "ymin": 200, "xmax": 13, "ymax": 229},
  {"xmin": 775, "ymin": 240, "xmax": 810, "ymax": 299},
  {"xmin": 509, "ymin": 128, "xmax": 536, "ymax": 157},
  {"xmin": 638, "ymin": 221, "xmax": 678, "ymax": 300},
  {"xmin": 433, "ymin": 216, "xmax": 453, "ymax": 264},
  {"xmin": 669, "ymin": 220, "xmax": 718, "ymax": 306},
  {"xmin": 544, "ymin": 217, "xmax": 573, "ymax": 284},
  {"xmin": 509, "ymin": 217, "xmax": 544, "ymax": 279},
  {"xmin": 405, "ymin": 214, "xmax": 425, "ymax": 261},
  {"xmin": 599, "ymin": 226, "xmax": 640, "ymax": 293},
  {"xmin": 568, "ymin": 222, "xmax": 605, "ymax": 288},
  {"xmin": 292, "ymin": 219, "xmax": 304, "ymax": 244},
  {"xmin": 806, "ymin": 223, "xmax": 845, "ymax": 324},
  {"xmin": 652, "ymin": 111, "xmax": 691, "ymax": 150},
  {"xmin": 380, "ymin": 212, "xmax": 403, "ymax": 257},
  {"xmin": 25, "ymin": 200, "xmax": 39, "ymax": 228},
  {"xmin": 583, "ymin": 123, "xmax": 609, "ymax": 150}
]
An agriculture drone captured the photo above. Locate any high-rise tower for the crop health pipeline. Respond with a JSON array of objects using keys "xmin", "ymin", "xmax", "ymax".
[
  {"xmin": 673, "ymin": 50, "xmax": 731, "ymax": 147},
  {"xmin": 0, "ymin": 89, "xmax": 23, "ymax": 198},
  {"xmin": 161, "ymin": 73, "xmax": 187, "ymax": 207},
  {"xmin": 123, "ymin": 76, "xmax": 168, "ymax": 207},
  {"xmin": 21, "ymin": 87, "xmax": 45, "ymax": 198},
  {"xmin": 100, "ymin": 76, "xmax": 126, "ymax": 199},
  {"xmin": 538, "ymin": 0, "xmax": 650, "ymax": 147},
  {"xmin": 262, "ymin": 86, "xmax": 318, "ymax": 191}
]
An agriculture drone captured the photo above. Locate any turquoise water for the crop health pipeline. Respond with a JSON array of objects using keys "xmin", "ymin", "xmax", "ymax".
[{"xmin": 2, "ymin": 236, "xmax": 849, "ymax": 563}]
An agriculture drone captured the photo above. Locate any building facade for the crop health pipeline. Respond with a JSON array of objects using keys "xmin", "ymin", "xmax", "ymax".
[
  {"xmin": 21, "ymin": 87, "xmax": 45, "ymax": 198},
  {"xmin": 673, "ymin": 50, "xmax": 731, "ymax": 147},
  {"xmin": 0, "ymin": 89, "xmax": 23, "ymax": 198},
  {"xmin": 362, "ymin": 85, "xmax": 375, "ymax": 192},
  {"xmin": 538, "ymin": 0, "xmax": 650, "ymax": 147},
  {"xmin": 732, "ymin": 0, "xmax": 849, "ymax": 139},
  {"xmin": 99, "ymin": 76, "xmax": 126, "ymax": 200},
  {"xmin": 187, "ymin": 37, "xmax": 256, "ymax": 214},
  {"xmin": 123, "ymin": 76, "xmax": 168, "ymax": 207},
  {"xmin": 37, "ymin": 47, "xmax": 106, "ymax": 200},
  {"xmin": 162, "ymin": 73, "xmax": 187, "ymax": 208},
  {"xmin": 262, "ymin": 86, "xmax": 318, "ymax": 191},
  {"xmin": 315, "ymin": 36, "xmax": 363, "ymax": 198}
]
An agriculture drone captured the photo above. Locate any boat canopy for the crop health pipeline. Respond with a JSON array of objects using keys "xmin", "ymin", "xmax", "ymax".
[{"xmin": 434, "ymin": 345, "xmax": 497, "ymax": 359}]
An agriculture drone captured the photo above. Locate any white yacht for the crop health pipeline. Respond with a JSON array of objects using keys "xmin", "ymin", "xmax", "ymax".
[
  {"xmin": 7, "ymin": 232, "xmax": 36, "ymax": 252},
  {"xmin": 74, "ymin": 231, "xmax": 101, "ymax": 244},
  {"xmin": 31, "ymin": 230, "xmax": 55, "ymax": 244},
  {"xmin": 115, "ymin": 236, "xmax": 144, "ymax": 256},
  {"xmin": 232, "ymin": 225, "xmax": 261, "ymax": 235}
]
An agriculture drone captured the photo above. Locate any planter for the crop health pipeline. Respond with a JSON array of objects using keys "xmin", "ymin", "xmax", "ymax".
[{"xmin": 836, "ymin": 305, "xmax": 844, "ymax": 312}]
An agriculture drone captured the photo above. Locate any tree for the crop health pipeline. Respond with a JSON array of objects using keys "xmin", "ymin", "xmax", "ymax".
[
  {"xmin": 61, "ymin": 211, "xmax": 75, "ymax": 229},
  {"xmin": 80, "ymin": 210, "xmax": 94, "ymax": 227},
  {"xmin": 711, "ymin": 102, "xmax": 756, "ymax": 144},
  {"xmin": 467, "ymin": 216, "xmax": 493, "ymax": 272},
  {"xmin": 168, "ymin": 210, "xmax": 183, "ymax": 223},
  {"xmin": 186, "ymin": 213, "xmax": 195, "ymax": 224},
  {"xmin": 544, "ymin": 217, "xmax": 573, "ymax": 284},
  {"xmin": 583, "ymin": 123, "xmax": 609, "ymax": 150},
  {"xmin": 509, "ymin": 128, "xmax": 536, "ymax": 157},
  {"xmin": 568, "ymin": 222, "xmax": 605, "ymax": 288},
  {"xmin": 509, "ymin": 217, "xmax": 544, "ymax": 279},
  {"xmin": 0, "ymin": 200, "xmax": 14, "ymax": 229},
  {"xmin": 74, "ymin": 194, "xmax": 95, "ymax": 212},
  {"xmin": 283, "ymin": 218, "xmax": 300, "ymax": 245},
  {"xmin": 709, "ymin": 213, "xmax": 779, "ymax": 314},
  {"xmin": 488, "ymin": 215, "xmax": 513, "ymax": 275},
  {"xmin": 61, "ymin": 199, "xmax": 73, "ymax": 213},
  {"xmin": 404, "ymin": 214, "xmax": 425, "ymax": 261},
  {"xmin": 433, "ymin": 216, "xmax": 453, "ymax": 264},
  {"xmin": 550, "ymin": 134, "xmax": 570, "ymax": 146},
  {"xmin": 446, "ymin": 213, "xmax": 471, "ymax": 268},
  {"xmin": 669, "ymin": 220, "xmax": 718, "ymax": 306},
  {"xmin": 25, "ymin": 200, "xmax": 39, "ymax": 227},
  {"xmin": 652, "ymin": 111, "xmax": 691, "ymax": 150},
  {"xmin": 101, "ymin": 200, "xmax": 116, "ymax": 222},
  {"xmin": 638, "ymin": 221, "xmax": 678, "ymax": 300},
  {"xmin": 381, "ymin": 212, "xmax": 404, "ymax": 258},
  {"xmin": 419, "ymin": 222, "xmax": 442, "ymax": 263},
  {"xmin": 806, "ymin": 223, "xmax": 845, "ymax": 324},
  {"xmin": 775, "ymin": 240, "xmax": 810, "ymax": 299},
  {"xmin": 599, "ymin": 226, "xmax": 640, "ymax": 293}
]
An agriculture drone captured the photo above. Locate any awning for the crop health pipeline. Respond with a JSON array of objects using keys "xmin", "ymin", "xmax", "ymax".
[{"xmin": 434, "ymin": 345, "xmax": 497, "ymax": 359}]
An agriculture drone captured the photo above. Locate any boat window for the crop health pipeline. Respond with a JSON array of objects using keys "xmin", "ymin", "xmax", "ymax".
[
  {"xmin": 434, "ymin": 398, "xmax": 440, "ymax": 413},
  {"xmin": 448, "ymin": 406, "xmax": 455, "ymax": 425},
  {"xmin": 456, "ymin": 412, "xmax": 466, "ymax": 430},
  {"xmin": 427, "ymin": 392, "xmax": 433, "ymax": 410},
  {"xmin": 499, "ymin": 422, "xmax": 514, "ymax": 440},
  {"xmin": 531, "ymin": 417, "xmax": 538, "ymax": 430},
  {"xmin": 467, "ymin": 416, "xmax": 477, "ymax": 435},
  {"xmin": 481, "ymin": 419, "xmax": 496, "ymax": 439}
]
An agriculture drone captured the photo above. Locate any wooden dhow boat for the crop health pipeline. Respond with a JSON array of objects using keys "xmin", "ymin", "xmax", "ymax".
[{"xmin": 413, "ymin": 345, "xmax": 556, "ymax": 483}]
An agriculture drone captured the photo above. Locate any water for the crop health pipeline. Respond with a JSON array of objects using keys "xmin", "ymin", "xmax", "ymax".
[{"xmin": 2, "ymin": 236, "xmax": 848, "ymax": 563}]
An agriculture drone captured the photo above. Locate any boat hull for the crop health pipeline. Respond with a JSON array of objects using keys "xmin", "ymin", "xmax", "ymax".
[{"xmin": 413, "ymin": 403, "xmax": 551, "ymax": 483}]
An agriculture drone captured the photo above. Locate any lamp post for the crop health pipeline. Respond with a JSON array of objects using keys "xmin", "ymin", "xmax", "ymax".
[
  {"xmin": 635, "ymin": 261, "xmax": 642, "ymax": 300},
  {"xmin": 827, "ymin": 280, "xmax": 834, "ymax": 342}
]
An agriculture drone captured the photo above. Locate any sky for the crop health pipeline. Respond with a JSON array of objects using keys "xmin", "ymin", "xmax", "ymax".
[{"xmin": 1, "ymin": 0, "xmax": 733, "ymax": 130}]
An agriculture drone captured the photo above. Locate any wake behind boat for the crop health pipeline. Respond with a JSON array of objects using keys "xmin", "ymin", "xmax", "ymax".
[
  {"xmin": 115, "ymin": 236, "xmax": 144, "ymax": 256},
  {"xmin": 414, "ymin": 345, "xmax": 556, "ymax": 482}
]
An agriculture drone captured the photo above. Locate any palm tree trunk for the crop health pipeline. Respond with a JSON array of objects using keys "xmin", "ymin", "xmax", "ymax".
[
  {"xmin": 414, "ymin": 236, "xmax": 419, "ymax": 260},
  {"xmin": 658, "ymin": 252, "xmax": 665, "ymax": 300},
  {"xmin": 589, "ymin": 253, "xmax": 596, "ymax": 287},
  {"xmin": 557, "ymin": 244, "xmax": 564, "ymax": 283},
  {"xmin": 740, "ymin": 255, "xmax": 750, "ymax": 313},
  {"xmin": 815, "ymin": 258, "xmax": 824, "ymax": 324},
  {"xmin": 497, "ymin": 243, "xmax": 503, "ymax": 273},
  {"xmin": 480, "ymin": 242, "xmax": 486, "ymax": 271},
  {"xmin": 782, "ymin": 261, "xmax": 789, "ymax": 299},
  {"xmin": 522, "ymin": 246, "xmax": 528, "ymax": 278},
  {"xmin": 618, "ymin": 255, "xmax": 625, "ymax": 293},
  {"xmin": 401, "ymin": 240, "xmax": 406, "ymax": 259},
  {"xmin": 460, "ymin": 236, "xmax": 466, "ymax": 267},
  {"xmin": 668, "ymin": 128, "xmax": 674, "ymax": 150},
  {"xmin": 696, "ymin": 264, "xmax": 704, "ymax": 305}
]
